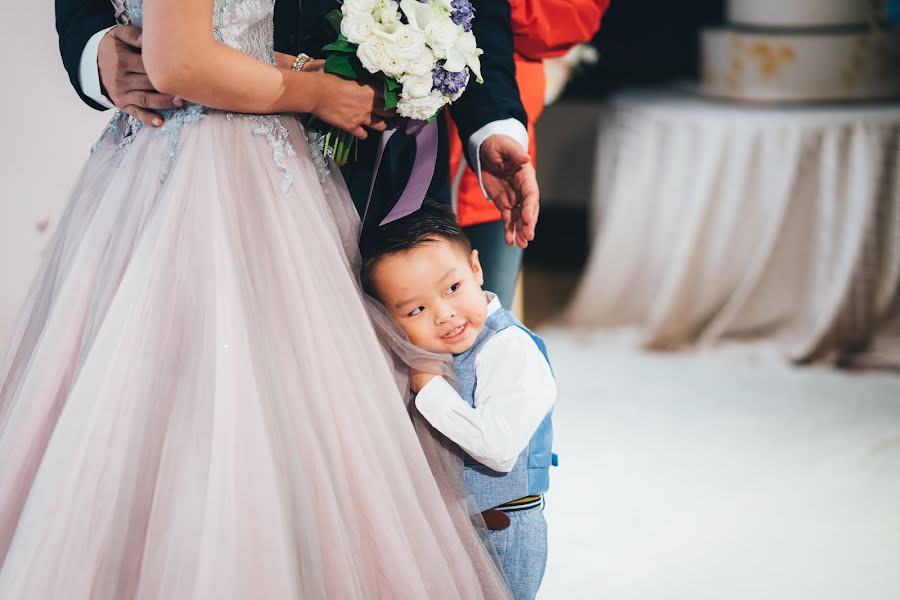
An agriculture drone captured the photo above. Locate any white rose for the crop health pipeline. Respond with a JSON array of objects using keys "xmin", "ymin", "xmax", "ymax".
[
  {"xmin": 371, "ymin": 21, "xmax": 399, "ymax": 44},
  {"xmin": 397, "ymin": 90, "xmax": 445, "ymax": 120},
  {"xmin": 425, "ymin": 20, "xmax": 460, "ymax": 59},
  {"xmin": 401, "ymin": 73, "xmax": 434, "ymax": 99},
  {"xmin": 372, "ymin": 23, "xmax": 425, "ymax": 60},
  {"xmin": 341, "ymin": 12, "xmax": 376, "ymax": 45},
  {"xmin": 357, "ymin": 38, "xmax": 388, "ymax": 74},
  {"xmin": 392, "ymin": 24, "xmax": 426, "ymax": 59},
  {"xmin": 342, "ymin": 0, "xmax": 378, "ymax": 14},
  {"xmin": 381, "ymin": 55, "xmax": 409, "ymax": 78},
  {"xmin": 407, "ymin": 47, "xmax": 436, "ymax": 76}
]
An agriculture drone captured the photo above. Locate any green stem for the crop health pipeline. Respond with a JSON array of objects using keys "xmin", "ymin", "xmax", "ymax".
[
  {"xmin": 334, "ymin": 131, "xmax": 342, "ymax": 162},
  {"xmin": 340, "ymin": 131, "xmax": 353, "ymax": 165}
]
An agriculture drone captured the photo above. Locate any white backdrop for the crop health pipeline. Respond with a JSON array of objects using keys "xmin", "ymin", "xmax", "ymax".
[{"xmin": 0, "ymin": 3, "xmax": 110, "ymax": 338}]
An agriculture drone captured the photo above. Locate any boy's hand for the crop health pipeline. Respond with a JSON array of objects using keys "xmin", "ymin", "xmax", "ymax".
[{"xmin": 410, "ymin": 369, "xmax": 438, "ymax": 394}]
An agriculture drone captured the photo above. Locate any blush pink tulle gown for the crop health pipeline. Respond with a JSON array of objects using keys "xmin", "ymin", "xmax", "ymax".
[{"xmin": 0, "ymin": 1, "xmax": 511, "ymax": 597}]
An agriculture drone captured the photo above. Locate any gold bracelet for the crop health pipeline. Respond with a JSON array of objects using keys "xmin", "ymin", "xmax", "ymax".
[{"xmin": 292, "ymin": 53, "xmax": 312, "ymax": 72}]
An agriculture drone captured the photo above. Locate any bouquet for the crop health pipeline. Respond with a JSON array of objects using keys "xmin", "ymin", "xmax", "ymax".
[{"xmin": 315, "ymin": 0, "xmax": 484, "ymax": 166}]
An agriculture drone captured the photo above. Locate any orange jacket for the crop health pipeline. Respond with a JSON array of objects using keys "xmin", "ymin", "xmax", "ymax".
[{"xmin": 448, "ymin": 0, "xmax": 609, "ymax": 227}]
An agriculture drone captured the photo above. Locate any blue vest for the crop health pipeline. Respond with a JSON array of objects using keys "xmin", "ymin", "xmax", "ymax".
[{"xmin": 452, "ymin": 306, "xmax": 557, "ymax": 512}]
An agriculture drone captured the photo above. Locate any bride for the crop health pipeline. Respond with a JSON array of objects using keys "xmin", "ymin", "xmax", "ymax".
[{"xmin": 0, "ymin": 0, "xmax": 511, "ymax": 597}]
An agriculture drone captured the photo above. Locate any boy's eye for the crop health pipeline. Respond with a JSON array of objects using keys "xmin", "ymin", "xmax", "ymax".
[
  {"xmin": 408, "ymin": 306, "xmax": 424, "ymax": 317},
  {"xmin": 446, "ymin": 283, "xmax": 461, "ymax": 294}
]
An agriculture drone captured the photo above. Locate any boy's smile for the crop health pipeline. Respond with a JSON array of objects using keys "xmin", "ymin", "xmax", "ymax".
[{"xmin": 369, "ymin": 238, "xmax": 489, "ymax": 355}]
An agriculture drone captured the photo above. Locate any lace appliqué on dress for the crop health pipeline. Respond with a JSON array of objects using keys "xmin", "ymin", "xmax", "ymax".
[
  {"xmin": 91, "ymin": 112, "xmax": 143, "ymax": 165},
  {"xmin": 249, "ymin": 115, "xmax": 298, "ymax": 194},
  {"xmin": 102, "ymin": 0, "xmax": 307, "ymax": 192},
  {"xmin": 158, "ymin": 104, "xmax": 209, "ymax": 181},
  {"xmin": 213, "ymin": 0, "xmax": 275, "ymax": 64}
]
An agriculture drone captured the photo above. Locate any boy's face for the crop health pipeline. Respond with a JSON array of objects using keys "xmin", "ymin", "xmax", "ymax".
[{"xmin": 369, "ymin": 238, "xmax": 489, "ymax": 355}]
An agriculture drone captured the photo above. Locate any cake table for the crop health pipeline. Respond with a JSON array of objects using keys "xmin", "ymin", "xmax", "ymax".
[{"xmin": 564, "ymin": 89, "xmax": 900, "ymax": 367}]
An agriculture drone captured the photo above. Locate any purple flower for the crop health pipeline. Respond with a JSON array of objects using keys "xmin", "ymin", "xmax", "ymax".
[
  {"xmin": 432, "ymin": 62, "xmax": 469, "ymax": 96},
  {"xmin": 450, "ymin": 0, "xmax": 475, "ymax": 31}
]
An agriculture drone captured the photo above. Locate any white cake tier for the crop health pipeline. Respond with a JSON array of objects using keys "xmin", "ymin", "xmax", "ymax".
[
  {"xmin": 727, "ymin": 0, "xmax": 881, "ymax": 28},
  {"xmin": 701, "ymin": 28, "xmax": 900, "ymax": 102}
]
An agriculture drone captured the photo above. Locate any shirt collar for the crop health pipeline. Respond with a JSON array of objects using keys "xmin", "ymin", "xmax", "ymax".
[{"xmin": 485, "ymin": 291, "xmax": 502, "ymax": 316}]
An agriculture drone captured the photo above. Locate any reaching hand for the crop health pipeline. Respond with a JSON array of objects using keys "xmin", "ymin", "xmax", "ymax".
[
  {"xmin": 310, "ymin": 74, "xmax": 395, "ymax": 140},
  {"xmin": 409, "ymin": 368, "xmax": 438, "ymax": 394},
  {"xmin": 97, "ymin": 26, "xmax": 182, "ymax": 126},
  {"xmin": 479, "ymin": 134, "xmax": 540, "ymax": 248}
]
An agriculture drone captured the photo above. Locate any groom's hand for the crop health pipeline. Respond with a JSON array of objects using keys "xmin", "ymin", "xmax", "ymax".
[
  {"xmin": 98, "ymin": 26, "xmax": 182, "ymax": 127},
  {"xmin": 479, "ymin": 135, "xmax": 540, "ymax": 248}
]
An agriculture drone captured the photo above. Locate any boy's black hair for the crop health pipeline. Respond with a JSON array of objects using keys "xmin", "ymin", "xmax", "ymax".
[{"xmin": 360, "ymin": 199, "xmax": 472, "ymax": 295}]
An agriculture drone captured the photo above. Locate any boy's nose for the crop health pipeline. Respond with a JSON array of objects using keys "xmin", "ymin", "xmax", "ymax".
[{"xmin": 434, "ymin": 303, "xmax": 456, "ymax": 324}]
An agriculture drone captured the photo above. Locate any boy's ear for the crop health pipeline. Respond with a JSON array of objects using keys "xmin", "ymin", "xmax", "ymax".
[{"xmin": 470, "ymin": 249, "xmax": 484, "ymax": 287}]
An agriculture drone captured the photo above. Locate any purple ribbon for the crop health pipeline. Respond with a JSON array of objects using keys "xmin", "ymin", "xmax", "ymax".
[{"xmin": 365, "ymin": 118, "xmax": 439, "ymax": 226}]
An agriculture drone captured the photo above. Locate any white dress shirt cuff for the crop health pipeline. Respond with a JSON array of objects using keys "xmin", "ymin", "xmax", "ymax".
[
  {"xmin": 467, "ymin": 119, "xmax": 529, "ymax": 200},
  {"xmin": 415, "ymin": 376, "xmax": 458, "ymax": 417},
  {"xmin": 79, "ymin": 27, "xmax": 116, "ymax": 109}
]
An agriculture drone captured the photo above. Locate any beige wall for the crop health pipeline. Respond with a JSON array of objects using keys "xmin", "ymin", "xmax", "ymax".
[{"xmin": 0, "ymin": 3, "xmax": 110, "ymax": 337}]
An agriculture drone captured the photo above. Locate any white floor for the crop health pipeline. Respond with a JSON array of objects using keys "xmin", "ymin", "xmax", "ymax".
[{"xmin": 537, "ymin": 328, "xmax": 900, "ymax": 600}]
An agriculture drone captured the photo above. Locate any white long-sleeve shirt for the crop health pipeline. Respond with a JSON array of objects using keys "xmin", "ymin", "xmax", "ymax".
[
  {"xmin": 415, "ymin": 296, "xmax": 556, "ymax": 474},
  {"xmin": 77, "ymin": 29, "xmax": 528, "ymax": 195}
]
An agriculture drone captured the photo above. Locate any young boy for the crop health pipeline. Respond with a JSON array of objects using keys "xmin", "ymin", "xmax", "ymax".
[{"xmin": 360, "ymin": 200, "xmax": 558, "ymax": 600}]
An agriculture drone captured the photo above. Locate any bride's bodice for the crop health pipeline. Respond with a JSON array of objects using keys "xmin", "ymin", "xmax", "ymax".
[
  {"xmin": 94, "ymin": 0, "xmax": 327, "ymax": 192},
  {"xmin": 113, "ymin": 0, "xmax": 276, "ymax": 64}
]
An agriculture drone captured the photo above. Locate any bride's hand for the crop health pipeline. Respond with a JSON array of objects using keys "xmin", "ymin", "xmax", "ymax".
[{"xmin": 309, "ymin": 73, "xmax": 395, "ymax": 140}]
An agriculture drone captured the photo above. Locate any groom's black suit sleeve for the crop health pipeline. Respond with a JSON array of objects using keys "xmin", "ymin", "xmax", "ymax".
[
  {"xmin": 56, "ymin": 0, "xmax": 116, "ymax": 111},
  {"xmin": 447, "ymin": 0, "xmax": 528, "ymax": 167}
]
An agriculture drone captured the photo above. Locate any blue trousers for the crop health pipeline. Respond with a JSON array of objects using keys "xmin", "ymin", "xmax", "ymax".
[
  {"xmin": 463, "ymin": 220, "xmax": 524, "ymax": 309},
  {"xmin": 488, "ymin": 508, "xmax": 548, "ymax": 600}
]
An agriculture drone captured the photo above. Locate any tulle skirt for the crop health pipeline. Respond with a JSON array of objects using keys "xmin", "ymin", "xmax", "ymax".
[{"xmin": 0, "ymin": 110, "xmax": 509, "ymax": 599}]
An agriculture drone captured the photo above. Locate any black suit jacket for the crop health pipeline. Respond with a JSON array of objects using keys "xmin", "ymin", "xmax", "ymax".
[{"xmin": 56, "ymin": 0, "xmax": 527, "ymax": 226}]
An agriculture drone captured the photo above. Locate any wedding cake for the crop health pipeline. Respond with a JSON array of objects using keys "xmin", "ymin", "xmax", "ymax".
[{"xmin": 701, "ymin": 0, "xmax": 900, "ymax": 101}]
